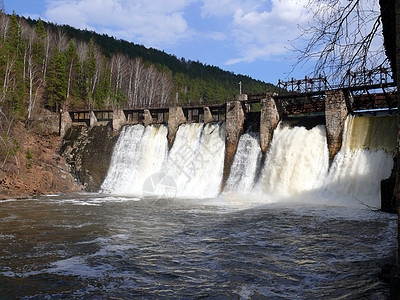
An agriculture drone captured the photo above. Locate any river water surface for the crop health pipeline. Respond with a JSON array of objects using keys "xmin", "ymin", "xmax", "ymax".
[{"xmin": 0, "ymin": 194, "xmax": 397, "ymax": 299}]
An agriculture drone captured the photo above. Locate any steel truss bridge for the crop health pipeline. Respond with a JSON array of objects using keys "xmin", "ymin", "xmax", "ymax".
[{"xmin": 270, "ymin": 67, "xmax": 397, "ymax": 116}]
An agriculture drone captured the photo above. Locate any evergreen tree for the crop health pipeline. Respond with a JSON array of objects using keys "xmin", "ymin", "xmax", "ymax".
[
  {"xmin": 34, "ymin": 18, "xmax": 46, "ymax": 60},
  {"xmin": 65, "ymin": 40, "xmax": 80, "ymax": 104},
  {"xmin": 93, "ymin": 56, "xmax": 111, "ymax": 108},
  {"xmin": 46, "ymin": 47, "xmax": 67, "ymax": 111},
  {"xmin": 3, "ymin": 11, "xmax": 25, "ymax": 116},
  {"xmin": 82, "ymin": 38, "xmax": 97, "ymax": 109}
]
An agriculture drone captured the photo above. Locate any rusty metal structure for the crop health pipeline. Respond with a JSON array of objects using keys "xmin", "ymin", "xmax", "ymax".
[
  {"xmin": 68, "ymin": 68, "xmax": 397, "ymax": 124},
  {"xmin": 275, "ymin": 67, "xmax": 397, "ymax": 116}
]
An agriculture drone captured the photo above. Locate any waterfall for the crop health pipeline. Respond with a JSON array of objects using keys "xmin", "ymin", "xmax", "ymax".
[
  {"xmin": 223, "ymin": 116, "xmax": 394, "ymax": 208},
  {"xmin": 165, "ymin": 123, "xmax": 225, "ymax": 198},
  {"xmin": 224, "ymin": 132, "xmax": 263, "ymax": 193},
  {"xmin": 254, "ymin": 123, "xmax": 329, "ymax": 198},
  {"xmin": 322, "ymin": 116, "xmax": 395, "ymax": 207},
  {"xmin": 341, "ymin": 115, "xmax": 397, "ymax": 153},
  {"xmin": 102, "ymin": 115, "xmax": 395, "ymax": 208},
  {"xmin": 101, "ymin": 123, "xmax": 225, "ymax": 198},
  {"xmin": 101, "ymin": 125, "xmax": 168, "ymax": 195}
]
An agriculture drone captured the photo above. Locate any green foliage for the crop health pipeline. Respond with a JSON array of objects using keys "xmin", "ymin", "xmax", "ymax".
[
  {"xmin": 28, "ymin": 17, "xmax": 275, "ymax": 104},
  {"xmin": 46, "ymin": 47, "xmax": 67, "ymax": 110},
  {"xmin": 26, "ymin": 148, "xmax": 33, "ymax": 169},
  {"xmin": 0, "ymin": 11, "xmax": 25, "ymax": 117},
  {"xmin": 0, "ymin": 12, "xmax": 276, "ymax": 121},
  {"xmin": 81, "ymin": 39, "xmax": 97, "ymax": 108},
  {"xmin": 1, "ymin": 136, "xmax": 20, "ymax": 157},
  {"xmin": 93, "ymin": 56, "xmax": 111, "ymax": 108},
  {"xmin": 65, "ymin": 40, "xmax": 81, "ymax": 100},
  {"xmin": 34, "ymin": 18, "xmax": 46, "ymax": 59}
]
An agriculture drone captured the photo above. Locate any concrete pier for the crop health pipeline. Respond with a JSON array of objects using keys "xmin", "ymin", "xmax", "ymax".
[
  {"xmin": 260, "ymin": 96, "xmax": 280, "ymax": 153},
  {"xmin": 167, "ymin": 106, "xmax": 187, "ymax": 148},
  {"xmin": 222, "ymin": 99, "xmax": 245, "ymax": 190},
  {"xmin": 143, "ymin": 109, "xmax": 153, "ymax": 127},
  {"xmin": 203, "ymin": 107, "xmax": 214, "ymax": 123},
  {"xmin": 112, "ymin": 109, "xmax": 127, "ymax": 133},
  {"xmin": 325, "ymin": 89, "xmax": 349, "ymax": 162},
  {"xmin": 60, "ymin": 111, "xmax": 73, "ymax": 137},
  {"xmin": 89, "ymin": 111, "xmax": 97, "ymax": 127}
]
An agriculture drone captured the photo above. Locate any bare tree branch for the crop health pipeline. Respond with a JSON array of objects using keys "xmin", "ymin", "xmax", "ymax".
[{"xmin": 293, "ymin": 0, "xmax": 388, "ymax": 85}]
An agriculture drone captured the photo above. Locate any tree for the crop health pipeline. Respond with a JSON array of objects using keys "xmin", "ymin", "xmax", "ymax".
[
  {"xmin": 26, "ymin": 32, "xmax": 44, "ymax": 119},
  {"xmin": 127, "ymin": 57, "xmax": 144, "ymax": 108},
  {"xmin": 159, "ymin": 66, "xmax": 173, "ymax": 106},
  {"xmin": 93, "ymin": 56, "xmax": 111, "ymax": 108},
  {"xmin": 81, "ymin": 39, "xmax": 97, "ymax": 109},
  {"xmin": 34, "ymin": 18, "xmax": 46, "ymax": 54},
  {"xmin": 46, "ymin": 46, "xmax": 67, "ymax": 111},
  {"xmin": 294, "ymin": 0, "xmax": 388, "ymax": 85},
  {"xmin": 65, "ymin": 40, "xmax": 80, "ymax": 105},
  {"xmin": 2, "ymin": 12, "xmax": 25, "ymax": 115},
  {"xmin": 110, "ymin": 53, "xmax": 126, "ymax": 108}
]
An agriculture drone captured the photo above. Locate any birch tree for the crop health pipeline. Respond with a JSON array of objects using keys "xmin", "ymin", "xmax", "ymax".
[
  {"xmin": 65, "ymin": 40, "xmax": 80, "ymax": 106},
  {"xmin": 111, "ymin": 53, "xmax": 127, "ymax": 107},
  {"xmin": 41, "ymin": 27, "xmax": 52, "ymax": 82},
  {"xmin": 126, "ymin": 57, "xmax": 144, "ymax": 108},
  {"xmin": 159, "ymin": 67, "xmax": 173, "ymax": 106}
]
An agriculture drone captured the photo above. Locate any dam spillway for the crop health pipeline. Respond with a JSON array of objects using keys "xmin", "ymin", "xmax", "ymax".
[
  {"xmin": 101, "ymin": 122, "xmax": 226, "ymax": 198},
  {"xmin": 101, "ymin": 115, "xmax": 395, "ymax": 209}
]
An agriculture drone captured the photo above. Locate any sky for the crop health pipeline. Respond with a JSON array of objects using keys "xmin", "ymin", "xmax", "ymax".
[{"xmin": 2, "ymin": 0, "xmax": 331, "ymax": 84}]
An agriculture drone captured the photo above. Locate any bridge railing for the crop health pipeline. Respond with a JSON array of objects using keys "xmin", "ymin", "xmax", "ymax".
[
  {"xmin": 341, "ymin": 67, "xmax": 394, "ymax": 89},
  {"xmin": 127, "ymin": 99, "xmax": 227, "ymax": 110},
  {"xmin": 276, "ymin": 67, "xmax": 395, "ymax": 96},
  {"xmin": 276, "ymin": 75, "xmax": 329, "ymax": 95}
]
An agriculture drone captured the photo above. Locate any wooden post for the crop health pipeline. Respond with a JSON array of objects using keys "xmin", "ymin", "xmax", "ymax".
[{"xmin": 59, "ymin": 109, "xmax": 62, "ymax": 136}]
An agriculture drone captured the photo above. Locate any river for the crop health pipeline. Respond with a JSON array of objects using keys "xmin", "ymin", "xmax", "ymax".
[{"xmin": 0, "ymin": 194, "xmax": 396, "ymax": 298}]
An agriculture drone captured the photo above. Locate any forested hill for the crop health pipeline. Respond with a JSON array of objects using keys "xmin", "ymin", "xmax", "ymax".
[
  {"xmin": 0, "ymin": 11, "xmax": 274, "ymax": 122},
  {"xmin": 35, "ymin": 20, "xmax": 267, "ymax": 89},
  {"xmin": 22, "ymin": 15, "xmax": 275, "ymax": 109}
]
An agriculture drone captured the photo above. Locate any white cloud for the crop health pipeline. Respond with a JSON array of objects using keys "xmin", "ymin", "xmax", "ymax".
[
  {"xmin": 200, "ymin": 0, "xmax": 269, "ymax": 17},
  {"xmin": 224, "ymin": 0, "xmax": 311, "ymax": 64},
  {"xmin": 43, "ymin": 0, "xmax": 312, "ymax": 66},
  {"xmin": 44, "ymin": 0, "xmax": 194, "ymax": 47}
]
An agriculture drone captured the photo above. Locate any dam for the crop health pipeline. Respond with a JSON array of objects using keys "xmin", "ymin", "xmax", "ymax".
[
  {"xmin": 99, "ymin": 115, "xmax": 396, "ymax": 210},
  {"xmin": 61, "ymin": 68, "xmax": 398, "ymax": 210}
]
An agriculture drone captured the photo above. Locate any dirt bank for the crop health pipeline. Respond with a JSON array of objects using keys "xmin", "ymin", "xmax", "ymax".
[{"xmin": 0, "ymin": 121, "xmax": 82, "ymax": 199}]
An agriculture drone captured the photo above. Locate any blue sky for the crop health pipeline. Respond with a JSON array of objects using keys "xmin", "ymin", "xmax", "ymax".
[{"xmin": 1, "ymin": 0, "xmax": 362, "ymax": 84}]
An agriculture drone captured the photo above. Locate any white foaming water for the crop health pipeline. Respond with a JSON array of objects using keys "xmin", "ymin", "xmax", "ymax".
[
  {"xmin": 250, "ymin": 117, "xmax": 394, "ymax": 208},
  {"xmin": 103, "ymin": 116, "xmax": 394, "ymax": 208},
  {"xmin": 102, "ymin": 123, "xmax": 225, "ymax": 198},
  {"xmin": 255, "ymin": 123, "xmax": 329, "ymax": 198},
  {"xmin": 224, "ymin": 132, "xmax": 262, "ymax": 193},
  {"xmin": 164, "ymin": 123, "xmax": 225, "ymax": 198},
  {"xmin": 321, "ymin": 116, "xmax": 394, "ymax": 207},
  {"xmin": 101, "ymin": 125, "xmax": 168, "ymax": 195}
]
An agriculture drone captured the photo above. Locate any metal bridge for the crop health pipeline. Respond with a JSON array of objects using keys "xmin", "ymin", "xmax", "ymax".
[
  {"xmin": 273, "ymin": 67, "xmax": 397, "ymax": 116},
  {"xmin": 68, "ymin": 67, "xmax": 397, "ymax": 125}
]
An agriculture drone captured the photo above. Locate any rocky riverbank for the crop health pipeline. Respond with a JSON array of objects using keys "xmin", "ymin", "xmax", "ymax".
[
  {"xmin": 0, "ymin": 121, "xmax": 83, "ymax": 199},
  {"xmin": 60, "ymin": 124, "xmax": 119, "ymax": 192}
]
